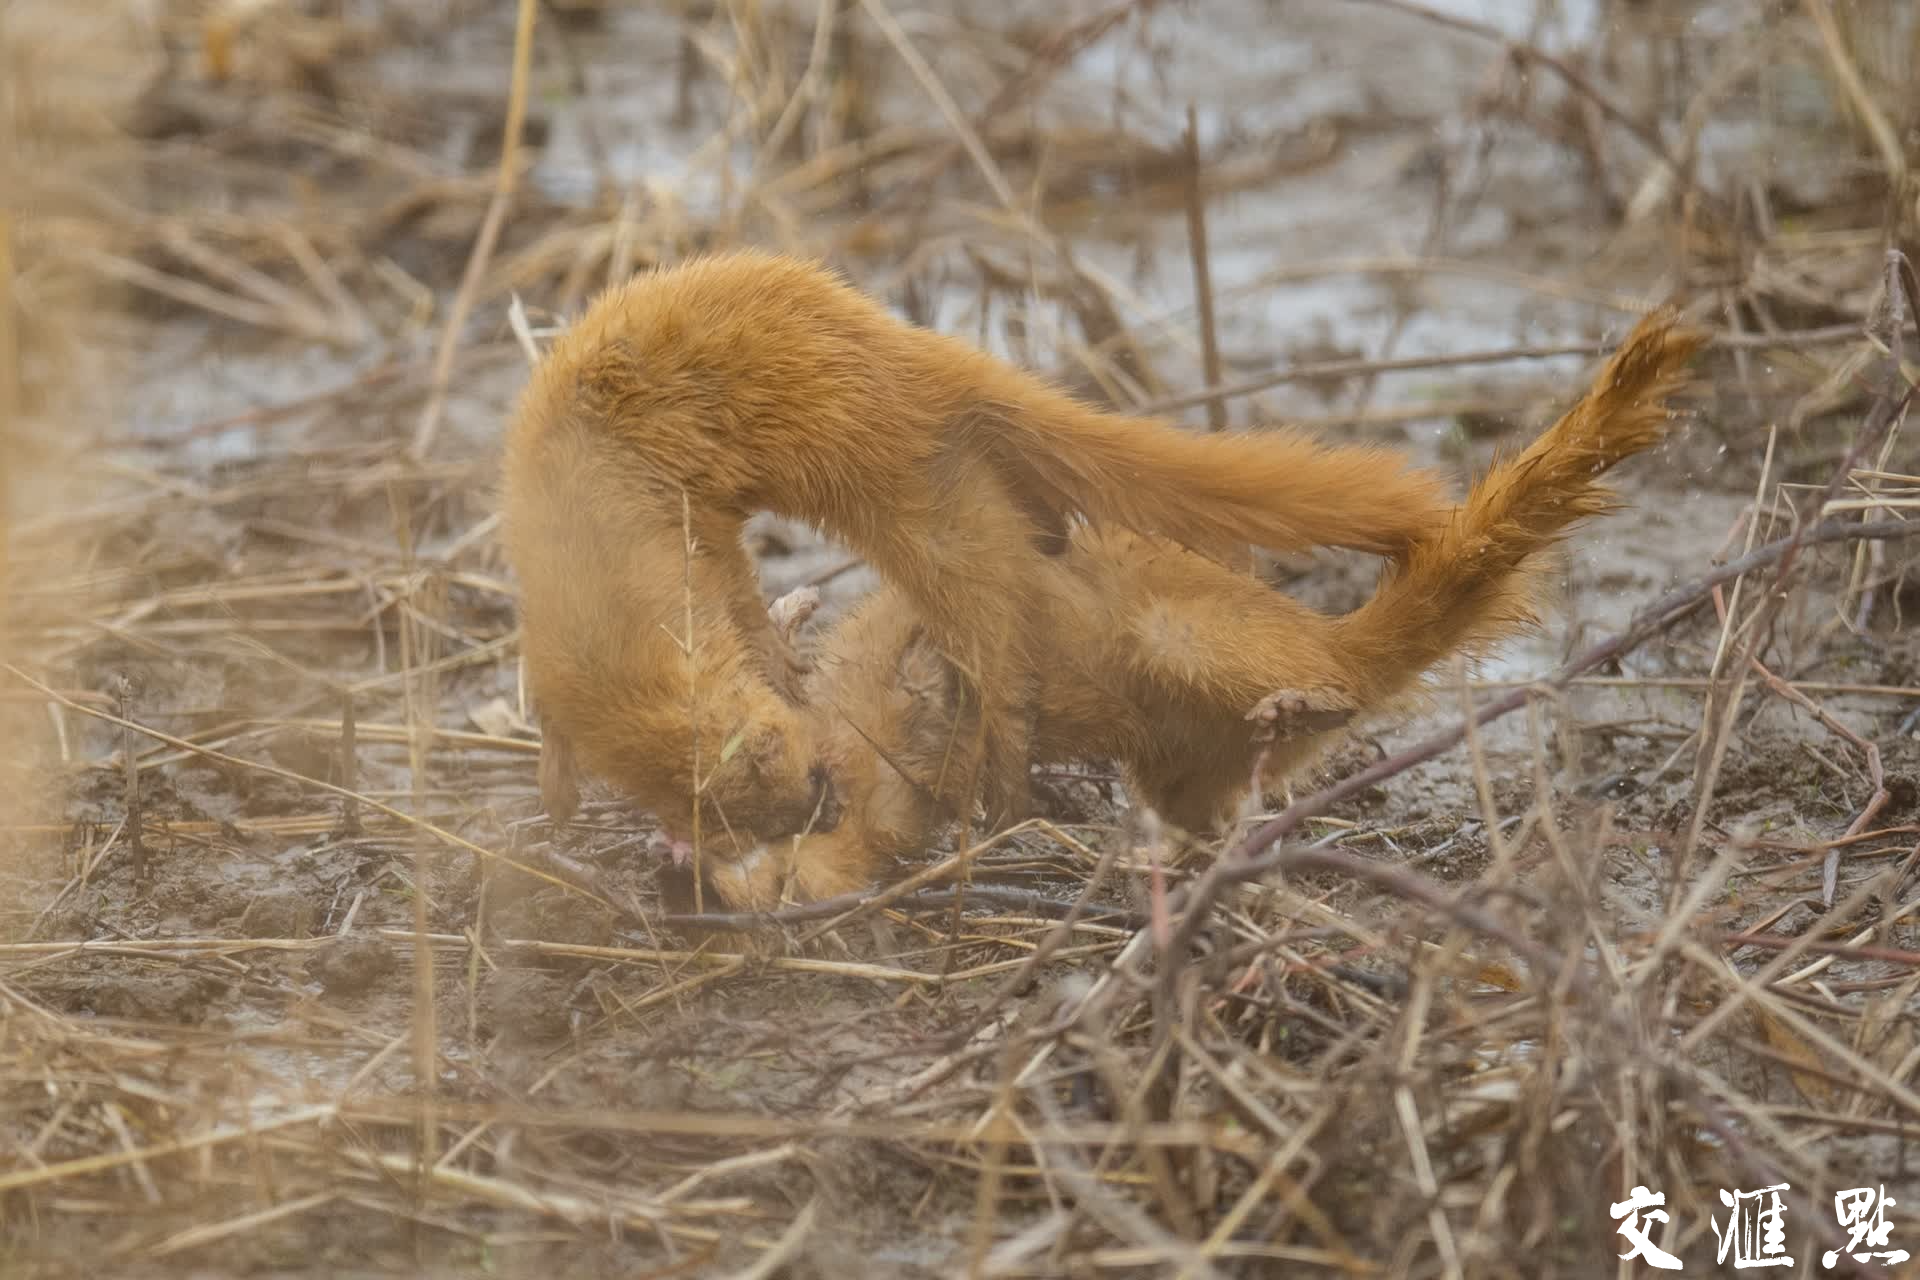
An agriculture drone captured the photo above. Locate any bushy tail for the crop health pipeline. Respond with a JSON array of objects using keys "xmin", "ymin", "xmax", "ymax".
[
  {"xmin": 1331, "ymin": 307, "xmax": 1705, "ymax": 699},
  {"xmin": 976, "ymin": 390, "xmax": 1456, "ymax": 559}
]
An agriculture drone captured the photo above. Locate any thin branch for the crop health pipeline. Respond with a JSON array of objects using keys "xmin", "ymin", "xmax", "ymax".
[{"xmin": 410, "ymin": 0, "xmax": 539, "ymax": 460}]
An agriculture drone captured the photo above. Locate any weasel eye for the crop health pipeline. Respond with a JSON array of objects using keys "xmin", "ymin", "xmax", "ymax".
[{"xmin": 807, "ymin": 763, "xmax": 843, "ymax": 834}]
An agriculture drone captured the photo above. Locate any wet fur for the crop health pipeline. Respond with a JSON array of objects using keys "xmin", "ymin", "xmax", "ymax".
[{"xmin": 696, "ymin": 310, "xmax": 1704, "ymax": 910}]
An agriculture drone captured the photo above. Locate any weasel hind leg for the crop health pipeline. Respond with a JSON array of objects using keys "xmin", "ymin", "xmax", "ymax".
[{"xmin": 538, "ymin": 721, "xmax": 581, "ymax": 827}]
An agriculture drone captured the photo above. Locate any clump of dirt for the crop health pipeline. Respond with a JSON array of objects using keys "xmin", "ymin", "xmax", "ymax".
[
  {"xmin": 478, "ymin": 967, "xmax": 575, "ymax": 1042},
  {"xmin": 307, "ymin": 935, "xmax": 396, "ymax": 995},
  {"xmin": 33, "ymin": 964, "xmax": 231, "ymax": 1023},
  {"xmin": 486, "ymin": 880, "xmax": 618, "ymax": 948}
]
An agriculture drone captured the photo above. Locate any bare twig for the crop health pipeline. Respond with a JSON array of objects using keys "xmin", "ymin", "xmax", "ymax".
[
  {"xmin": 1137, "ymin": 321, "xmax": 1909, "ymax": 418},
  {"xmin": 410, "ymin": 0, "xmax": 539, "ymax": 460},
  {"xmin": 1180, "ymin": 104, "xmax": 1226, "ymax": 432}
]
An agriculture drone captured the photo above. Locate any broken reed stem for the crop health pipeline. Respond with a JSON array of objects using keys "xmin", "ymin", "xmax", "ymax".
[
  {"xmin": 117, "ymin": 676, "xmax": 144, "ymax": 884},
  {"xmin": 410, "ymin": 0, "xmax": 539, "ymax": 461},
  {"xmin": 663, "ymin": 881, "xmax": 1145, "ymax": 931},
  {"xmin": 1180, "ymin": 103, "xmax": 1226, "ymax": 432},
  {"xmin": 1133, "ymin": 321, "xmax": 1893, "ymax": 418},
  {"xmin": 1708, "ymin": 428, "xmax": 1774, "ymax": 676},
  {"xmin": 337, "ymin": 691, "xmax": 361, "ymax": 837},
  {"xmin": 387, "ymin": 480, "xmax": 439, "ymax": 1172},
  {"xmin": 857, "ymin": 0, "xmax": 1018, "ymax": 212},
  {"xmin": 671, "ymin": 0, "xmax": 702, "ymax": 129},
  {"xmin": 0, "ymin": 184, "xmax": 13, "ymax": 648},
  {"xmin": 682, "ymin": 487, "xmax": 703, "ymax": 916},
  {"xmin": 1839, "ymin": 262, "xmax": 1917, "ymax": 623},
  {"xmin": 1748, "ymin": 657, "xmax": 1889, "ymax": 906},
  {"xmin": 1801, "ymin": 0, "xmax": 1907, "ymax": 200},
  {"xmin": 859, "ymin": 0, "xmax": 1165, "ymax": 225}
]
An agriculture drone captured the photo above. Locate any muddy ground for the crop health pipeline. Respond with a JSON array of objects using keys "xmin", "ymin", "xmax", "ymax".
[{"xmin": 4, "ymin": 1, "xmax": 1919, "ymax": 1276}]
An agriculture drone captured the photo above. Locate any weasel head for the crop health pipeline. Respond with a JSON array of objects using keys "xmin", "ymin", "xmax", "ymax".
[{"xmin": 658, "ymin": 823, "xmax": 879, "ymax": 916}]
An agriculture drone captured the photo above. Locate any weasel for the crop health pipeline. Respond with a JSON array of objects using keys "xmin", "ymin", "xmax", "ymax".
[
  {"xmin": 687, "ymin": 309, "xmax": 1704, "ymax": 911},
  {"xmin": 501, "ymin": 250, "xmax": 1452, "ymax": 849}
]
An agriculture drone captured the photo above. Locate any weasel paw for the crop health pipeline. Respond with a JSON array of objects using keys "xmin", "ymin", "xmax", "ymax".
[
  {"xmin": 1245, "ymin": 687, "xmax": 1355, "ymax": 742},
  {"xmin": 768, "ymin": 586, "xmax": 821, "ymax": 642}
]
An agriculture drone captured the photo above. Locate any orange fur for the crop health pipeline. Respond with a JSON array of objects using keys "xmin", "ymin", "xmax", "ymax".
[
  {"xmin": 501, "ymin": 250, "xmax": 1452, "ymax": 846},
  {"xmin": 696, "ymin": 309, "xmax": 1704, "ymax": 911}
]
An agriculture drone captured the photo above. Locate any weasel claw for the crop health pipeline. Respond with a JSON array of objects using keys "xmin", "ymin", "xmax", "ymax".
[{"xmin": 1246, "ymin": 687, "xmax": 1355, "ymax": 742}]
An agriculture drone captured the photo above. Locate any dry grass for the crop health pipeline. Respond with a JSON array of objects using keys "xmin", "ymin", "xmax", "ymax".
[{"xmin": 3, "ymin": 1, "xmax": 1919, "ymax": 1276}]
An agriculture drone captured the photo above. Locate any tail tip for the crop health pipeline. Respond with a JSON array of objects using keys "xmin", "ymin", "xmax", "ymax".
[{"xmin": 1617, "ymin": 303, "xmax": 1710, "ymax": 380}]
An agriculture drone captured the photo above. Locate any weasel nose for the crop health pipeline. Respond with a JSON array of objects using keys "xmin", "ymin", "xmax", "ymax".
[{"xmin": 807, "ymin": 763, "xmax": 843, "ymax": 833}]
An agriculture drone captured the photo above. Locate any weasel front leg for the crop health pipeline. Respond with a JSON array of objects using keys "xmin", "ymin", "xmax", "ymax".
[
  {"xmin": 753, "ymin": 610, "xmax": 814, "ymax": 699},
  {"xmin": 768, "ymin": 585, "xmax": 821, "ymax": 641},
  {"xmin": 702, "ymin": 519, "xmax": 814, "ymax": 702},
  {"xmin": 538, "ymin": 719, "xmax": 581, "ymax": 827},
  {"xmin": 751, "ymin": 583, "xmax": 821, "ymax": 699},
  {"xmin": 929, "ymin": 633, "xmax": 1034, "ymax": 832},
  {"xmin": 977, "ymin": 682, "xmax": 1037, "ymax": 829},
  {"xmin": 903, "ymin": 479, "xmax": 1051, "ymax": 832}
]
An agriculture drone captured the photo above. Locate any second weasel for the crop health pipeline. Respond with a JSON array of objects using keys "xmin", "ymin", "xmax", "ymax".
[{"xmin": 687, "ymin": 309, "xmax": 1703, "ymax": 911}]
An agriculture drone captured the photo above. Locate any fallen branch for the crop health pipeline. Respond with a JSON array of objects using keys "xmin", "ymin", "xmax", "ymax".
[{"xmin": 661, "ymin": 882, "xmax": 1144, "ymax": 931}]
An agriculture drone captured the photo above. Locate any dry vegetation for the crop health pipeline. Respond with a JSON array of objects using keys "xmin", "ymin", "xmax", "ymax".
[{"xmin": 3, "ymin": 1, "xmax": 1920, "ymax": 1276}]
